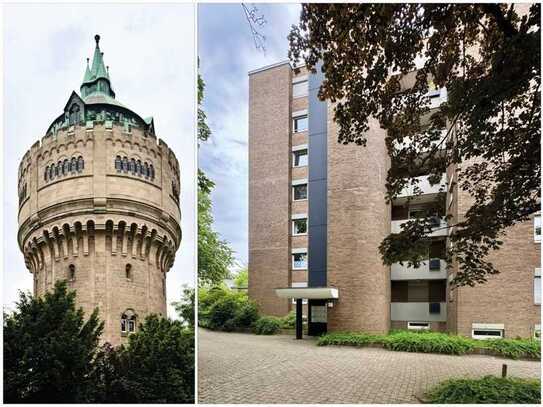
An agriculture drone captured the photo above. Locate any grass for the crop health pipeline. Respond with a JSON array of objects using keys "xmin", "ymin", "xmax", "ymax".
[
  {"xmin": 425, "ymin": 376, "xmax": 541, "ymax": 404},
  {"xmin": 317, "ymin": 330, "xmax": 540, "ymax": 359}
]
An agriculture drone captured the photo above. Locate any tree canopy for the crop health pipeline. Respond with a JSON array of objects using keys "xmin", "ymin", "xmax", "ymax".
[
  {"xmin": 4, "ymin": 281, "xmax": 103, "ymax": 403},
  {"xmin": 289, "ymin": 3, "xmax": 541, "ymax": 286}
]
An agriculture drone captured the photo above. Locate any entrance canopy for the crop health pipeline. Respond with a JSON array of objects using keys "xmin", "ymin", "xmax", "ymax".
[{"xmin": 275, "ymin": 287, "xmax": 339, "ymax": 299}]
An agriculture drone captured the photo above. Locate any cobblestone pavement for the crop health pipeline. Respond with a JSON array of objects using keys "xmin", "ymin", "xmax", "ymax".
[{"xmin": 198, "ymin": 328, "xmax": 541, "ymax": 404}]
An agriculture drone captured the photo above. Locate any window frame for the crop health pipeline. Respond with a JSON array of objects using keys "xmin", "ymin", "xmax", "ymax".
[
  {"xmin": 534, "ymin": 268, "xmax": 541, "ymax": 305},
  {"xmin": 407, "ymin": 322, "xmax": 430, "ymax": 331},
  {"xmin": 292, "ymin": 183, "xmax": 308, "ymax": 201},
  {"xmin": 534, "ymin": 215, "xmax": 541, "ymax": 242},
  {"xmin": 292, "ymin": 148, "xmax": 308, "ymax": 168},
  {"xmin": 471, "ymin": 329, "xmax": 504, "ymax": 340},
  {"xmin": 292, "ymin": 218, "xmax": 308, "ymax": 236},
  {"xmin": 292, "ymin": 249, "xmax": 308, "ymax": 270},
  {"xmin": 292, "ymin": 79, "xmax": 308, "ymax": 98},
  {"xmin": 292, "ymin": 115, "xmax": 308, "ymax": 133}
]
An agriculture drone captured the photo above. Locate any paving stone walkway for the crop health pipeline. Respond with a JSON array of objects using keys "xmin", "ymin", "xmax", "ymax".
[{"xmin": 198, "ymin": 328, "xmax": 540, "ymax": 404}]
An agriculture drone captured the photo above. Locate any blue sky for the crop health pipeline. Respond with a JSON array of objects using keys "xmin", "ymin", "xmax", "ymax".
[
  {"xmin": 3, "ymin": 3, "xmax": 196, "ymax": 317},
  {"xmin": 198, "ymin": 3, "xmax": 301, "ymax": 272}
]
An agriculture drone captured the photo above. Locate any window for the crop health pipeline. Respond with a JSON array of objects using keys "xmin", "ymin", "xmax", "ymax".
[
  {"xmin": 293, "ymin": 184, "xmax": 307, "ymax": 201},
  {"xmin": 293, "ymin": 115, "xmax": 308, "ymax": 133},
  {"xmin": 534, "ymin": 268, "xmax": 541, "ymax": 305},
  {"xmin": 126, "ymin": 264, "xmax": 132, "ymax": 281},
  {"xmin": 77, "ymin": 156, "xmax": 84, "ymax": 172},
  {"xmin": 129, "ymin": 158, "xmax": 135, "ymax": 174},
  {"xmin": 472, "ymin": 329, "xmax": 504, "ymax": 340},
  {"xmin": 293, "ymin": 149, "xmax": 308, "ymax": 167},
  {"xmin": 44, "ymin": 166, "xmax": 48, "ymax": 181},
  {"xmin": 429, "ymin": 258, "xmax": 441, "ymax": 271},
  {"xmin": 292, "ymin": 218, "xmax": 307, "ymax": 235},
  {"xmin": 292, "ymin": 251, "xmax": 307, "ymax": 270},
  {"xmin": 534, "ymin": 215, "xmax": 541, "ymax": 242},
  {"xmin": 149, "ymin": 164, "xmax": 155, "ymax": 180},
  {"xmin": 144, "ymin": 162, "xmax": 149, "ymax": 178},
  {"xmin": 136, "ymin": 160, "xmax": 142, "ymax": 176},
  {"xmin": 71, "ymin": 157, "xmax": 77, "ymax": 173},
  {"xmin": 115, "ymin": 156, "xmax": 122, "ymax": 172},
  {"xmin": 63, "ymin": 159, "xmax": 69, "ymax": 174},
  {"xmin": 293, "ymin": 79, "xmax": 308, "ymax": 98},
  {"xmin": 122, "ymin": 157, "xmax": 128, "ymax": 173},
  {"xmin": 121, "ymin": 310, "xmax": 137, "ymax": 334},
  {"xmin": 68, "ymin": 264, "xmax": 75, "ymax": 281},
  {"xmin": 408, "ymin": 322, "xmax": 430, "ymax": 330}
]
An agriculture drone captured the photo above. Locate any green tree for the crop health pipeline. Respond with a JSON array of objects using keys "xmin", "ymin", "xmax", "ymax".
[
  {"xmin": 3, "ymin": 281, "xmax": 104, "ymax": 403},
  {"xmin": 289, "ymin": 3, "xmax": 540, "ymax": 286},
  {"xmin": 173, "ymin": 284, "xmax": 195, "ymax": 327},
  {"xmin": 197, "ymin": 68, "xmax": 235, "ymax": 286},
  {"xmin": 233, "ymin": 266, "xmax": 248, "ymax": 288}
]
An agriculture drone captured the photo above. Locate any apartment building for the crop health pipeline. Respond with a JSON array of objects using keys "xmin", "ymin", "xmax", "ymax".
[{"xmin": 248, "ymin": 61, "xmax": 541, "ymax": 340}]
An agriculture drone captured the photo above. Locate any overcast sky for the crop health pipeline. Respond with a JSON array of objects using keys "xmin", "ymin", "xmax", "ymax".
[
  {"xmin": 3, "ymin": 3, "xmax": 196, "ymax": 318},
  {"xmin": 198, "ymin": 3, "xmax": 301, "ymax": 272}
]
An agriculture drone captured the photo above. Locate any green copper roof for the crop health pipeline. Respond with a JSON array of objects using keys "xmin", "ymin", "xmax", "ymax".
[
  {"xmin": 83, "ymin": 34, "xmax": 109, "ymax": 84},
  {"xmin": 82, "ymin": 58, "xmax": 92, "ymax": 83},
  {"xmin": 80, "ymin": 35, "xmax": 115, "ymax": 99}
]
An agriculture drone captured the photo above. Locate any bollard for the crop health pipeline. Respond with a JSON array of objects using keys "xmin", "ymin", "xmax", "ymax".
[{"xmin": 501, "ymin": 363, "xmax": 508, "ymax": 378}]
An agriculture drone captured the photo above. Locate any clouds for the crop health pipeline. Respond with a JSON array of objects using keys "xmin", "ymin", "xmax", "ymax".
[
  {"xmin": 198, "ymin": 3, "xmax": 301, "ymax": 270},
  {"xmin": 3, "ymin": 3, "xmax": 196, "ymax": 318}
]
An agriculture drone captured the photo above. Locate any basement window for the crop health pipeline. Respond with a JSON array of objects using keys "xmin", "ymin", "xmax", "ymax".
[
  {"xmin": 407, "ymin": 322, "xmax": 430, "ymax": 331},
  {"xmin": 472, "ymin": 329, "xmax": 504, "ymax": 340},
  {"xmin": 293, "ymin": 115, "xmax": 308, "ymax": 133}
]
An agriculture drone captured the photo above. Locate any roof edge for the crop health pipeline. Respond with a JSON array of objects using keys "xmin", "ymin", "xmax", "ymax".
[{"xmin": 248, "ymin": 60, "xmax": 291, "ymax": 76}]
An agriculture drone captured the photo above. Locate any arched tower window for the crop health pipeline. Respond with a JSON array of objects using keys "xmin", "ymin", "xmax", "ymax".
[
  {"xmin": 122, "ymin": 157, "xmax": 128, "ymax": 173},
  {"xmin": 125, "ymin": 264, "xmax": 132, "ymax": 281},
  {"xmin": 63, "ymin": 159, "xmax": 69, "ymax": 174},
  {"xmin": 49, "ymin": 165, "xmax": 54, "ymax": 180},
  {"xmin": 136, "ymin": 160, "xmax": 142, "ymax": 176},
  {"xmin": 70, "ymin": 157, "xmax": 77, "ymax": 173},
  {"xmin": 115, "ymin": 156, "xmax": 122, "ymax": 172},
  {"xmin": 44, "ymin": 166, "xmax": 49, "ymax": 181},
  {"xmin": 57, "ymin": 161, "xmax": 62, "ymax": 176},
  {"xmin": 77, "ymin": 156, "xmax": 84, "ymax": 172},
  {"xmin": 68, "ymin": 264, "xmax": 75, "ymax": 281},
  {"xmin": 121, "ymin": 309, "xmax": 137, "ymax": 334},
  {"xmin": 149, "ymin": 164, "xmax": 155, "ymax": 181},
  {"xmin": 129, "ymin": 158, "xmax": 135, "ymax": 174},
  {"xmin": 144, "ymin": 162, "xmax": 149, "ymax": 179}
]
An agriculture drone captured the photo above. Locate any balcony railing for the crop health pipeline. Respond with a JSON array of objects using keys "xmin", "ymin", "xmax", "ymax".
[
  {"xmin": 397, "ymin": 173, "xmax": 446, "ymax": 199},
  {"xmin": 391, "ymin": 259, "xmax": 447, "ymax": 280},
  {"xmin": 391, "ymin": 217, "xmax": 448, "ymax": 237},
  {"xmin": 391, "ymin": 302, "xmax": 447, "ymax": 322}
]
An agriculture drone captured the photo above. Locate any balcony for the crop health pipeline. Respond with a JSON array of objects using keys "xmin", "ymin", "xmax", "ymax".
[
  {"xmin": 391, "ymin": 259, "xmax": 447, "ymax": 280},
  {"xmin": 391, "ymin": 217, "xmax": 448, "ymax": 237},
  {"xmin": 393, "ymin": 129, "xmax": 448, "ymax": 153},
  {"xmin": 391, "ymin": 302, "xmax": 447, "ymax": 322},
  {"xmin": 396, "ymin": 173, "xmax": 446, "ymax": 201}
]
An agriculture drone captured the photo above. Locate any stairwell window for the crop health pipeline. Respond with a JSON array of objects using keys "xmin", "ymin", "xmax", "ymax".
[
  {"xmin": 292, "ymin": 218, "xmax": 307, "ymax": 236},
  {"xmin": 292, "ymin": 79, "xmax": 308, "ymax": 98},
  {"xmin": 293, "ymin": 149, "xmax": 308, "ymax": 167},
  {"xmin": 292, "ymin": 182, "xmax": 308, "ymax": 201},
  {"xmin": 292, "ymin": 249, "xmax": 307, "ymax": 270},
  {"xmin": 293, "ymin": 115, "xmax": 308, "ymax": 133},
  {"xmin": 534, "ymin": 215, "xmax": 541, "ymax": 242},
  {"xmin": 534, "ymin": 268, "xmax": 541, "ymax": 305}
]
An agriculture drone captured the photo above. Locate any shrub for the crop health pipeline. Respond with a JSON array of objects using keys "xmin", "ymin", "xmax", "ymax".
[
  {"xmin": 280, "ymin": 311, "xmax": 296, "ymax": 329},
  {"xmin": 317, "ymin": 332, "xmax": 384, "ymax": 347},
  {"xmin": 198, "ymin": 286, "xmax": 259, "ymax": 331},
  {"xmin": 254, "ymin": 316, "xmax": 282, "ymax": 335},
  {"xmin": 426, "ymin": 376, "xmax": 541, "ymax": 404},
  {"xmin": 480, "ymin": 338, "xmax": 541, "ymax": 360},
  {"xmin": 382, "ymin": 331, "xmax": 475, "ymax": 355}
]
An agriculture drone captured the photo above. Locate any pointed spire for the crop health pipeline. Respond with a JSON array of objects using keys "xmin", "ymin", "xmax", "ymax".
[
  {"xmin": 82, "ymin": 58, "xmax": 92, "ymax": 83},
  {"xmin": 90, "ymin": 35, "xmax": 108, "ymax": 80}
]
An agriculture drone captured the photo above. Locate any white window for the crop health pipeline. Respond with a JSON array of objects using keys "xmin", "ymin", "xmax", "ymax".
[
  {"xmin": 292, "ymin": 184, "xmax": 307, "ymax": 201},
  {"xmin": 293, "ymin": 149, "xmax": 308, "ymax": 167},
  {"xmin": 471, "ymin": 323, "xmax": 504, "ymax": 340},
  {"xmin": 293, "ymin": 115, "xmax": 308, "ymax": 133},
  {"xmin": 534, "ymin": 215, "xmax": 541, "ymax": 242},
  {"xmin": 292, "ymin": 249, "xmax": 307, "ymax": 270},
  {"xmin": 292, "ymin": 79, "xmax": 308, "ymax": 98},
  {"xmin": 408, "ymin": 322, "xmax": 430, "ymax": 330},
  {"xmin": 292, "ymin": 218, "xmax": 307, "ymax": 235},
  {"xmin": 534, "ymin": 268, "xmax": 541, "ymax": 305}
]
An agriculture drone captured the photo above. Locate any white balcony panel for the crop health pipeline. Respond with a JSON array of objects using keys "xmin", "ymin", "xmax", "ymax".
[
  {"xmin": 391, "ymin": 260, "xmax": 447, "ymax": 280},
  {"xmin": 391, "ymin": 218, "xmax": 448, "ymax": 237},
  {"xmin": 398, "ymin": 174, "xmax": 446, "ymax": 198},
  {"xmin": 391, "ymin": 302, "xmax": 447, "ymax": 322}
]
